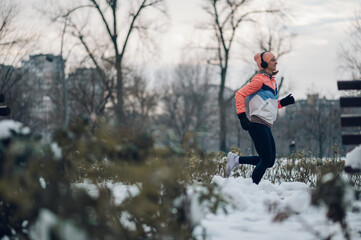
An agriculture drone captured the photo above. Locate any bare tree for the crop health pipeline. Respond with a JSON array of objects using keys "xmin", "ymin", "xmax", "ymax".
[
  {"xmin": 296, "ymin": 95, "xmax": 341, "ymax": 158},
  {"xmin": 124, "ymin": 73, "xmax": 159, "ymax": 129},
  {"xmin": 67, "ymin": 67, "xmax": 107, "ymax": 118},
  {"xmin": 160, "ymin": 64, "xmax": 214, "ymax": 146},
  {"xmin": 271, "ymin": 94, "xmax": 342, "ymax": 157},
  {"xmin": 201, "ymin": 0, "xmax": 283, "ymax": 151},
  {"xmin": 0, "ymin": 0, "xmax": 37, "ymax": 121},
  {"xmin": 339, "ymin": 10, "xmax": 361, "ymax": 80},
  {"xmin": 48, "ymin": 0, "xmax": 166, "ymax": 123},
  {"xmin": 66, "ymin": 66, "xmax": 158, "ymax": 130}
]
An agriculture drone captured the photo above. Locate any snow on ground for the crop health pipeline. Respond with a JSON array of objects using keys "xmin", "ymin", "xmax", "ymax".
[
  {"xmin": 0, "ymin": 120, "xmax": 30, "ymax": 139},
  {"xmin": 74, "ymin": 181, "xmax": 139, "ymax": 205},
  {"xmin": 75, "ymin": 176, "xmax": 361, "ymax": 240},
  {"xmin": 345, "ymin": 145, "xmax": 361, "ymax": 170},
  {"xmin": 194, "ymin": 176, "xmax": 361, "ymax": 240}
]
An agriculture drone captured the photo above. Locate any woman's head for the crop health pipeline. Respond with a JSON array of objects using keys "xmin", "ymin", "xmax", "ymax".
[{"xmin": 254, "ymin": 52, "xmax": 277, "ymax": 74}]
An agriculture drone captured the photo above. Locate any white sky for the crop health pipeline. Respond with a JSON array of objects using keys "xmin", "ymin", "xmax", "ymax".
[
  {"xmin": 15, "ymin": 0, "xmax": 361, "ymax": 99},
  {"xmin": 161, "ymin": 0, "xmax": 361, "ymax": 99}
]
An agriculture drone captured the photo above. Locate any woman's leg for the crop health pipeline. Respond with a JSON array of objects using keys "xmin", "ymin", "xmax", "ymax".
[
  {"xmin": 238, "ymin": 156, "xmax": 260, "ymax": 165},
  {"xmin": 248, "ymin": 123, "xmax": 276, "ymax": 184}
]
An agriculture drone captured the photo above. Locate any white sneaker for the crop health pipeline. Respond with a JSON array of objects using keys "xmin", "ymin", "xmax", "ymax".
[{"xmin": 226, "ymin": 152, "xmax": 239, "ymax": 177}]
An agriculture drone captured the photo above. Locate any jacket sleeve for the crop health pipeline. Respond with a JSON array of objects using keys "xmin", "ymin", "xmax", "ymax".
[{"xmin": 235, "ymin": 75, "xmax": 263, "ymax": 114}]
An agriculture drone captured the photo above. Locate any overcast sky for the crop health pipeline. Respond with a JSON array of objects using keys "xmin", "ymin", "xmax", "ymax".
[
  {"xmin": 17, "ymin": 0, "xmax": 361, "ymax": 99},
  {"xmin": 162, "ymin": 0, "xmax": 361, "ymax": 99}
]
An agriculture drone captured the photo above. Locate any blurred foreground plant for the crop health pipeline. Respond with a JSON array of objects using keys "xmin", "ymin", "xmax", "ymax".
[
  {"xmin": 0, "ymin": 118, "xmax": 229, "ymax": 240},
  {"xmin": 311, "ymin": 173, "xmax": 354, "ymax": 240}
]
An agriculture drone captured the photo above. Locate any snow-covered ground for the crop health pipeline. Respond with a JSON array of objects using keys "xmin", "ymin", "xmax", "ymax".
[
  {"xmin": 345, "ymin": 145, "xmax": 361, "ymax": 170},
  {"xmin": 194, "ymin": 176, "xmax": 361, "ymax": 240},
  {"xmin": 75, "ymin": 176, "xmax": 361, "ymax": 240}
]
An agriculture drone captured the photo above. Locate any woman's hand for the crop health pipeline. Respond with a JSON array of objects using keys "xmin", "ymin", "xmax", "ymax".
[
  {"xmin": 280, "ymin": 94, "xmax": 295, "ymax": 107},
  {"xmin": 238, "ymin": 112, "xmax": 250, "ymax": 131}
]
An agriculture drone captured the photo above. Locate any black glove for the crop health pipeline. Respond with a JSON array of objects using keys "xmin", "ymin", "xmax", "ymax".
[
  {"xmin": 0, "ymin": 106, "xmax": 10, "ymax": 116},
  {"xmin": 280, "ymin": 94, "xmax": 295, "ymax": 107},
  {"xmin": 238, "ymin": 112, "xmax": 250, "ymax": 131}
]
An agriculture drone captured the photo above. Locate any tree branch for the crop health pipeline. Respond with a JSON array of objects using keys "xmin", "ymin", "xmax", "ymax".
[
  {"xmin": 120, "ymin": 0, "xmax": 147, "ymax": 58},
  {"xmin": 70, "ymin": 22, "xmax": 115, "ymax": 106},
  {"xmin": 212, "ymin": 0, "xmax": 228, "ymax": 56},
  {"xmin": 56, "ymin": 5, "xmax": 93, "ymax": 20},
  {"xmin": 89, "ymin": 0, "xmax": 116, "ymax": 49}
]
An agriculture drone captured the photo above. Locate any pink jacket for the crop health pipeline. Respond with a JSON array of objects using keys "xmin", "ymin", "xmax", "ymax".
[{"xmin": 235, "ymin": 71, "xmax": 283, "ymax": 125}]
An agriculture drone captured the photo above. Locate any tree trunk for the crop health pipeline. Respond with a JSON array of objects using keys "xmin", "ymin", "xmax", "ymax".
[
  {"xmin": 319, "ymin": 136, "xmax": 323, "ymax": 159},
  {"xmin": 116, "ymin": 58, "xmax": 124, "ymax": 122},
  {"xmin": 219, "ymin": 98, "xmax": 227, "ymax": 152},
  {"xmin": 218, "ymin": 68, "xmax": 227, "ymax": 152}
]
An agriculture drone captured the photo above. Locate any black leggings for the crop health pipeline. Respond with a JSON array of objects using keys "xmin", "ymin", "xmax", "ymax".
[{"xmin": 238, "ymin": 122, "xmax": 276, "ymax": 184}]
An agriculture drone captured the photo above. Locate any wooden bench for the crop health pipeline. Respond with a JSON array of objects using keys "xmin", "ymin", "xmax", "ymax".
[
  {"xmin": 0, "ymin": 94, "xmax": 10, "ymax": 117},
  {"xmin": 337, "ymin": 80, "xmax": 361, "ymax": 145},
  {"xmin": 337, "ymin": 80, "xmax": 361, "ymax": 173}
]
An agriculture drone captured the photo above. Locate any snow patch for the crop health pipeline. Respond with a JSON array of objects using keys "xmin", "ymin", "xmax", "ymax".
[
  {"xmin": 0, "ymin": 120, "xmax": 30, "ymax": 139},
  {"xmin": 345, "ymin": 145, "xmax": 361, "ymax": 169},
  {"xmin": 50, "ymin": 143, "xmax": 62, "ymax": 160},
  {"xmin": 30, "ymin": 209, "xmax": 87, "ymax": 240},
  {"xmin": 39, "ymin": 177, "xmax": 46, "ymax": 189},
  {"xmin": 74, "ymin": 181, "xmax": 140, "ymax": 205}
]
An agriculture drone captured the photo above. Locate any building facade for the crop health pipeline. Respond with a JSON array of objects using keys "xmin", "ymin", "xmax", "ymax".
[{"xmin": 21, "ymin": 54, "xmax": 64, "ymax": 140}]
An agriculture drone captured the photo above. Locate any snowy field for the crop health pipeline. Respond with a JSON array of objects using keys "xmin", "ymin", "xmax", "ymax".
[
  {"xmin": 76, "ymin": 175, "xmax": 361, "ymax": 240},
  {"xmin": 194, "ymin": 176, "xmax": 361, "ymax": 240}
]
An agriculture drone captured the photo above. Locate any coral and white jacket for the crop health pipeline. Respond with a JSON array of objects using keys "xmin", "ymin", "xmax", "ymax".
[{"xmin": 235, "ymin": 71, "xmax": 283, "ymax": 126}]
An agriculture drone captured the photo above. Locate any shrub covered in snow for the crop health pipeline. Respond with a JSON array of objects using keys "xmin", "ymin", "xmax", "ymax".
[
  {"xmin": 344, "ymin": 145, "xmax": 361, "ymax": 173},
  {"xmin": 0, "ymin": 118, "xmax": 228, "ymax": 240},
  {"xmin": 225, "ymin": 146, "xmax": 361, "ymax": 188}
]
